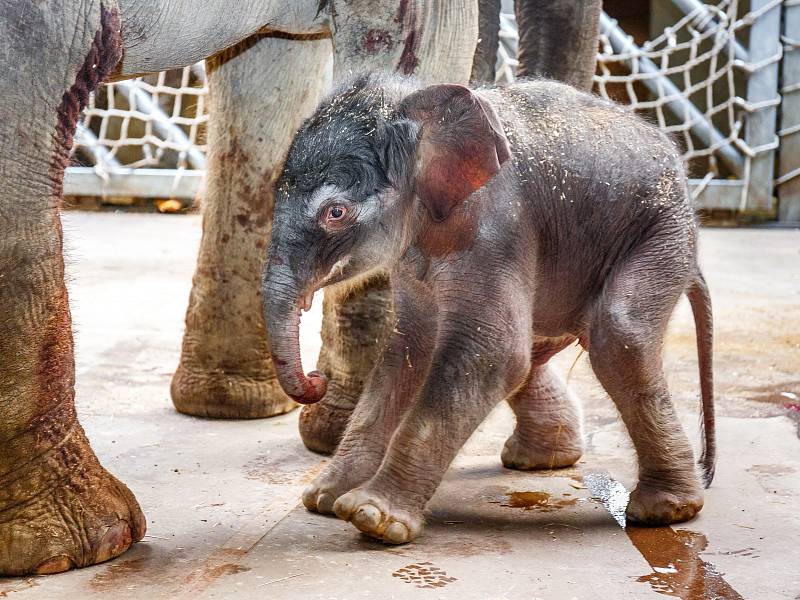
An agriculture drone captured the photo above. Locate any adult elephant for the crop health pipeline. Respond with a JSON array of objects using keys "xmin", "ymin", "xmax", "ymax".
[
  {"xmin": 285, "ymin": 0, "xmax": 603, "ymax": 455},
  {"xmin": 0, "ymin": 0, "xmax": 477, "ymax": 576}
]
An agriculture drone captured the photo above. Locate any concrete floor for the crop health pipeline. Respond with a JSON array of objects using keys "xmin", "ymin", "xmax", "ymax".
[{"xmin": 1, "ymin": 212, "xmax": 799, "ymax": 599}]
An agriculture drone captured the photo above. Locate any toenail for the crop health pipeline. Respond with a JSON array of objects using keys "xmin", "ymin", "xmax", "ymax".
[
  {"xmin": 316, "ymin": 492, "xmax": 335, "ymax": 513},
  {"xmin": 353, "ymin": 504, "xmax": 381, "ymax": 529},
  {"xmin": 34, "ymin": 555, "xmax": 74, "ymax": 575},
  {"xmin": 133, "ymin": 510, "xmax": 147, "ymax": 541},
  {"xmin": 384, "ymin": 522, "xmax": 410, "ymax": 544},
  {"xmin": 94, "ymin": 521, "xmax": 132, "ymax": 563},
  {"xmin": 333, "ymin": 494, "xmax": 355, "ymax": 518},
  {"xmin": 302, "ymin": 486, "xmax": 317, "ymax": 509}
]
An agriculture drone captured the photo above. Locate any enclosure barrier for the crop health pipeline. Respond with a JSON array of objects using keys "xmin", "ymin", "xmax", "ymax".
[{"xmin": 66, "ymin": 0, "xmax": 800, "ymax": 220}]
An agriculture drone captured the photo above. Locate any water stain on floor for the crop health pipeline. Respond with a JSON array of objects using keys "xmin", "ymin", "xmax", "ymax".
[
  {"xmin": 583, "ymin": 472, "xmax": 744, "ymax": 600},
  {"xmin": 747, "ymin": 464, "xmax": 796, "ymax": 477},
  {"xmin": 743, "ymin": 381, "xmax": 800, "ymax": 406},
  {"xmin": 243, "ymin": 449, "xmax": 321, "ymax": 485},
  {"xmin": 706, "ymin": 547, "xmax": 760, "ymax": 559},
  {"xmin": 198, "ymin": 563, "xmax": 251, "ymax": 581},
  {"xmin": 392, "ymin": 562, "xmax": 457, "ymax": 589},
  {"xmin": 90, "ymin": 557, "xmax": 149, "ymax": 592},
  {"xmin": 502, "ymin": 490, "xmax": 579, "ymax": 512},
  {"xmin": 0, "ymin": 578, "xmax": 37, "ymax": 597},
  {"xmin": 747, "ymin": 463, "xmax": 797, "ymax": 497}
]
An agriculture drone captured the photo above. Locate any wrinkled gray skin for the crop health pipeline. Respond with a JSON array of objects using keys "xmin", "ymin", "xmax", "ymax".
[{"xmin": 262, "ymin": 73, "xmax": 716, "ymax": 544}]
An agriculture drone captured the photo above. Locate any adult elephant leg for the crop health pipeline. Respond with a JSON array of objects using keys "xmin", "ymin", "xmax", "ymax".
[
  {"xmin": 300, "ymin": 0, "xmax": 480, "ymax": 454},
  {"xmin": 171, "ymin": 33, "xmax": 331, "ymax": 418},
  {"xmin": 471, "ymin": 0, "xmax": 502, "ymax": 82},
  {"xmin": 0, "ymin": 3, "xmax": 144, "ymax": 576},
  {"xmin": 514, "ymin": 0, "xmax": 601, "ymax": 90}
]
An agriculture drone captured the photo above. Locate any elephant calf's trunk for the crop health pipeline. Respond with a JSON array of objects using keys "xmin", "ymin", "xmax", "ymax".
[{"xmin": 262, "ymin": 274, "xmax": 328, "ymax": 405}]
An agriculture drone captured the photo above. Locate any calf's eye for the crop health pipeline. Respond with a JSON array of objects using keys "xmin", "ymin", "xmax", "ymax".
[{"xmin": 326, "ymin": 205, "xmax": 347, "ymax": 221}]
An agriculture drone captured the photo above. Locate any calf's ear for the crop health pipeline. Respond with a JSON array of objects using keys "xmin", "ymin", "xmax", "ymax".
[{"xmin": 400, "ymin": 84, "xmax": 510, "ymax": 222}]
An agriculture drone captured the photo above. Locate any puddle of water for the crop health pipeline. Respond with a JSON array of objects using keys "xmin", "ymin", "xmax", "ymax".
[
  {"xmin": 628, "ymin": 527, "xmax": 743, "ymax": 600},
  {"xmin": 502, "ymin": 491, "xmax": 579, "ymax": 512},
  {"xmin": 583, "ymin": 472, "xmax": 744, "ymax": 600},
  {"xmin": 392, "ymin": 562, "xmax": 457, "ymax": 589},
  {"xmin": 745, "ymin": 382, "xmax": 800, "ymax": 405}
]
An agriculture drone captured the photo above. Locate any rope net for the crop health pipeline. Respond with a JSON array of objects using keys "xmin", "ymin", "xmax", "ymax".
[
  {"xmin": 73, "ymin": 66, "xmax": 208, "ymax": 172},
  {"xmin": 498, "ymin": 0, "xmax": 781, "ymax": 188}
]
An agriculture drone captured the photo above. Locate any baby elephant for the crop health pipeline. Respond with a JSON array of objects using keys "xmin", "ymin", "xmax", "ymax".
[{"xmin": 261, "ymin": 73, "xmax": 715, "ymax": 544}]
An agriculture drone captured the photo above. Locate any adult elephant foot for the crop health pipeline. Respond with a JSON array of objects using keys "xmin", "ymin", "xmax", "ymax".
[
  {"xmin": 299, "ymin": 273, "xmax": 394, "ymax": 454},
  {"xmin": 171, "ymin": 365, "xmax": 295, "ymax": 419},
  {"xmin": 0, "ymin": 425, "xmax": 145, "ymax": 576},
  {"xmin": 171, "ymin": 33, "xmax": 331, "ymax": 420}
]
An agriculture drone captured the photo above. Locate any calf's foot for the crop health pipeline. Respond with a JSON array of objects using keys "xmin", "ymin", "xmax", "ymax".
[
  {"xmin": 0, "ymin": 426, "xmax": 145, "ymax": 576},
  {"xmin": 626, "ymin": 483, "xmax": 704, "ymax": 525},
  {"xmin": 302, "ymin": 448, "xmax": 384, "ymax": 514},
  {"xmin": 501, "ymin": 428, "xmax": 583, "ymax": 471},
  {"xmin": 333, "ymin": 487, "xmax": 423, "ymax": 544}
]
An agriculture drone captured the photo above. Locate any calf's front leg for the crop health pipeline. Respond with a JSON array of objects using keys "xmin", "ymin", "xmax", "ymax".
[
  {"xmin": 303, "ymin": 278, "xmax": 437, "ymax": 514},
  {"xmin": 333, "ymin": 284, "xmax": 532, "ymax": 543}
]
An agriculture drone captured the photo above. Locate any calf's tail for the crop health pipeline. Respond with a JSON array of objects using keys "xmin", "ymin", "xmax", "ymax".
[{"xmin": 686, "ymin": 270, "xmax": 716, "ymax": 488}]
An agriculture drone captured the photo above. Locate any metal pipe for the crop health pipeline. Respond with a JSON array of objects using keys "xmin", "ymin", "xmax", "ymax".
[
  {"xmin": 63, "ymin": 166, "xmax": 204, "ymax": 199},
  {"xmin": 74, "ymin": 123, "xmax": 121, "ymax": 169}
]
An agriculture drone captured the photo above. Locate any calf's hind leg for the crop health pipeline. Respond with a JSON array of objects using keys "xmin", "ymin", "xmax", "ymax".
[
  {"xmin": 588, "ymin": 236, "xmax": 703, "ymax": 525},
  {"xmin": 502, "ymin": 362, "xmax": 583, "ymax": 470}
]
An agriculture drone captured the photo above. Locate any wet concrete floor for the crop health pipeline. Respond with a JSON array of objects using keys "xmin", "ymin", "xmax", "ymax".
[{"xmin": 1, "ymin": 213, "xmax": 798, "ymax": 599}]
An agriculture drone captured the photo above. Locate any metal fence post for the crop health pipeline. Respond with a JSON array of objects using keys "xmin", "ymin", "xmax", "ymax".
[
  {"xmin": 778, "ymin": 0, "xmax": 800, "ymax": 221},
  {"xmin": 743, "ymin": 0, "xmax": 783, "ymax": 213}
]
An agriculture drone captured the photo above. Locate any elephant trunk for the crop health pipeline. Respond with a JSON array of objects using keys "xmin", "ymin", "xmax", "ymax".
[{"xmin": 261, "ymin": 263, "xmax": 327, "ymax": 405}]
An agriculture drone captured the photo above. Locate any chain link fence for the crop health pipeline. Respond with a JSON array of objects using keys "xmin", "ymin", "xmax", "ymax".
[{"xmin": 66, "ymin": 0, "xmax": 800, "ymax": 220}]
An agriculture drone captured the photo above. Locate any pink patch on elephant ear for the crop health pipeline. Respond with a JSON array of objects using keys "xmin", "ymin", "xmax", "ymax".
[{"xmin": 401, "ymin": 84, "xmax": 510, "ymax": 222}]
